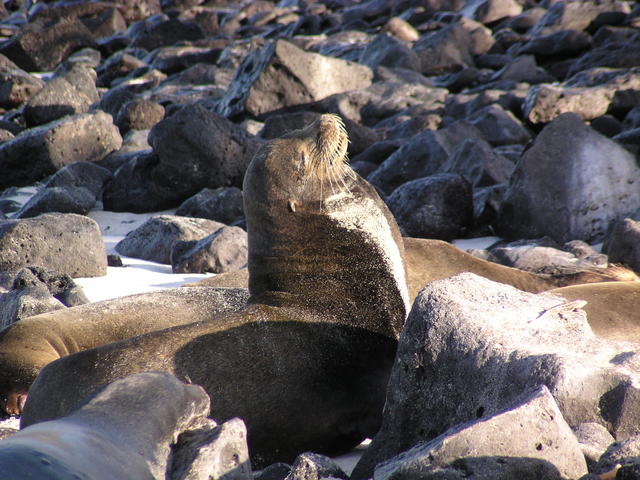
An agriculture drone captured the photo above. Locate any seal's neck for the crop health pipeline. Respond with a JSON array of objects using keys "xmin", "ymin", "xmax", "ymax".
[{"xmin": 245, "ymin": 176, "xmax": 410, "ymax": 339}]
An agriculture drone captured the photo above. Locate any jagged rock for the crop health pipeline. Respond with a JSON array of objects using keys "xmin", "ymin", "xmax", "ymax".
[
  {"xmin": 169, "ymin": 417, "xmax": 252, "ymax": 480},
  {"xmin": 496, "ymin": 113, "xmax": 640, "ymax": 243},
  {"xmin": 467, "ymin": 104, "xmax": 531, "ymax": 146},
  {"xmin": 218, "ymin": 39, "xmax": 373, "ymax": 119},
  {"xmin": 593, "ymin": 435, "xmax": 640, "ymax": 476},
  {"xmin": 23, "ymin": 64, "xmax": 99, "ymax": 127},
  {"xmin": 115, "ymin": 215, "xmax": 225, "ymax": 265},
  {"xmin": 358, "ymin": 33, "xmax": 420, "ymax": 72},
  {"xmin": 114, "ymin": 98, "xmax": 165, "ymax": 132},
  {"xmin": 0, "ymin": 281, "xmax": 65, "ymax": 328},
  {"xmin": 387, "ymin": 173, "xmax": 473, "ymax": 240},
  {"xmin": 352, "ymin": 273, "xmax": 640, "ymax": 479},
  {"xmin": 368, "ymin": 121, "xmax": 483, "ymax": 194},
  {"xmin": 255, "ymin": 463, "xmax": 291, "ymax": 480},
  {"xmin": 528, "ymin": 0, "xmax": 630, "ymax": 38},
  {"xmin": 374, "ymin": 386, "xmax": 587, "ymax": 480},
  {"xmin": 103, "ymin": 104, "xmax": 262, "ymax": 212},
  {"xmin": 13, "ymin": 187, "xmax": 97, "ymax": 219},
  {"xmin": 130, "ymin": 17, "xmax": 204, "ymax": 51},
  {"xmin": 605, "ymin": 217, "xmax": 640, "ymax": 273},
  {"xmin": 0, "ymin": 16, "xmax": 97, "ymax": 72},
  {"xmin": 0, "ymin": 61, "xmax": 45, "ymax": 110},
  {"xmin": 440, "ymin": 138, "xmax": 514, "ymax": 187},
  {"xmin": 285, "ymin": 453, "xmax": 348, "ymax": 480},
  {"xmin": 382, "ymin": 17, "xmax": 419, "ymax": 42},
  {"xmin": 176, "ymin": 187, "xmax": 244, "ymax": 225},
  {"xmin": 520, "ymin": 30, "xmax": 593, "ymax": 57},
  {"xmin": 463, "ymin": 0, "xmax": 523, "ymax": 23},
  {"xmin": 0, "ymin": 213, "xmax": 107, "ymax": 277},
  {"xmin": 413, "ymin": 23, "xmax": 475, "ymax": 75},
  {"xmin": 573, "ymin": 423, "xmax": 616, "ymax": 470},
  {"xmin": 171, "ymin": 226, "xmax": 248, "ymax": 274},
  {"xmin": 0, "ymin": 111, "xmax": 122, "ymax": 190},
  {"xmin": 490, "ymin": 55, "xmax": 556, "ymax": 85},
  {"xmin": 96, "ymin": 51, "xmax": 148, "ymax": 88}
]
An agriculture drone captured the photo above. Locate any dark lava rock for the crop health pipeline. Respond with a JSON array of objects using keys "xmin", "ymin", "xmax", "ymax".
[
  {"xmin": 103, "ymin": 104, "xmax": 262, "ymax": 212},
  {"xmin": 387, "ymin": 173, "xmax": 473, "ymax": 240},
  {"xmin": 171, "ymin": 226, "xmax": 248, "ymax": 274},
  {"xmin": 176, "ymin": 187, "xmax": 245, "ymax": 226}
]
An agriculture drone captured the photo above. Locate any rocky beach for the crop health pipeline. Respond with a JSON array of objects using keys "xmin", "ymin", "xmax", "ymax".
[{"xmin": 1, "ymin": 0, "xmax": 640, "ymax": 479}]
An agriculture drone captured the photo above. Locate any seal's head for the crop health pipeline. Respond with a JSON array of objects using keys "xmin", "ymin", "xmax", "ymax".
[{"xmin": 243, "ymin": 114, "xmax": 410, "ymax": 337}]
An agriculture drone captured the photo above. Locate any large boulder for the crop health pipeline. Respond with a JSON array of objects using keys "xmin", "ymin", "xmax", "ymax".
[
  {"xmin": 353, "ymin": 273, "xmax": 640, "ymax": 479},
  {"xmin": 374, "ymin": 386, "xmax": 587, "ymax": 480},
  {"xmin": 115, "ymin": 215, "xmax": 225, "ymax": 265},
  {"xmin": 102, "ymin": 104, "xmax": 262, "ymax": 212},
  {"xmin": 0, "ymin": 111, "xmax": 122, "ymax": 190},
  {"xmin": 0, "ymin": 213, "xmax": 107, "ymax": 277},
  {"xmin": 217, "ymin": 39, "xmax": 373, "ymax": 119},
  {"xmin": 495, "ymin": 113, "xmax": 640, "ymax": 243}
]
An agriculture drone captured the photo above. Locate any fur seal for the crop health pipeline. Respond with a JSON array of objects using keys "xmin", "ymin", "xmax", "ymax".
[
  {"xmin": 0, "ymin": 372, "xmax": 209, "ymax": 480},
  {"xmin": 550, "ymin": 281, "xmax": 640, "ymax": 342},
  {"xmin": 187, "ymin": 237, "xmax": 635, "ymax": 301},
  {"xmin": 0, "ymin": 287, "xmax": 248, "ymax": 415},
  {"xmin": 20, "ymin": 114, "xmax": 409, "ymax": 467}
]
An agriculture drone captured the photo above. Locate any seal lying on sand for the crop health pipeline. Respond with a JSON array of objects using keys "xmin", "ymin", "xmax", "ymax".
[
  {"xmin": 0, "ymin": 372, "xmax": 209, "ymax": 480},
  {"xmin": 21, "ymin": 114, "xmax": 409, "ymax": 467},
  {"xmin": 0, "ymin": 287, "xmax": 248, "ymax": 415}
]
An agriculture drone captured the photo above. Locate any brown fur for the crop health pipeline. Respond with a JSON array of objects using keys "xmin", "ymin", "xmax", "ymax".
[{"xmin": 21, "ymin": 114, "xmax": 409, "ymax": 467}]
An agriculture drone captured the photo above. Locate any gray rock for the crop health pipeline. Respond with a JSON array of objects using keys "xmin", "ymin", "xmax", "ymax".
[
  {"xmin": 359, "ymin": 33, "xmax": 420, "ymax": 72},
  {"xmin": 528, "ymin": 0, "xmax": 630, "ymax": 38},
  {"xmin": 169, "ymin": 417, "xmax": 252, "ymax": 480},
  {"xmin": 594, "ymin": 435, "xmax": 640, "ymax": 475},
  {"xmin": 0, "ymin": 111, "xmax": 122, "ymax": 190},
  {"xmin": 45, "ymin": 161, "xmax": 112, "ymax": 196},
  {"xmin": 23, "ymin": 64, "xmax": 99, "ymax": 127},
  {"xmin": 567, "ymin": 41, "xmax": 640, "ymax": 77},
  {"xmin": 0, "ymin": 16, "xmax": 96, "ymax": 72},
  {"xmin": 490, "ymin": 55, "xmax": 556, "ymax": 85},
  {"xmin": 96, "ymin": 51, "xmax": 148, "ymax": 88},
  {"xmin": 0, "ymin": 64, "xmax": 45, "ymax": 110},
  {"xmin": 103, "ymin": 104, "xmax": 261, "ymax": 212},
  {"xmin": 255, "ymin": 463, "xmax": 291, "ymax": 480},
  {"xmin": 374, "ymin": 386, "xmax": 587, "ymax": 480},
  {"xmin": 145, "ymin": 45, "xmax": 223, "ymax": 75},
  {"xmin": 573, "ymin": 423, "xmax": 615, "ymax": 470},
  {"xmin": 460, "ymin": 0, "xmax": 523, "ymax": 24},
  {"xmin": 520, "ymin": 30, "xmax": 593, "ymax": 57},
  {"xmin": 0, "ymin": 282, "xmax": 65, "ymax": 328},
  {"xmin": 11, "ymin": 266, "xmax": 88, "ymax": 307},
  {"xmin": 524, "ymin": 84, "xmax": 616, "ymax": 124},
  {"xmin": 387, "ymin": 173, "xmax": 473, "ymax": 240},
  {"xmin": 352, "ymin": 273, "xmax": 640, "ymax": 479},
  {"xmin": 130, "ymin": 18, "xmax": 204, "ymax": 51},
  {"xmin": 285, "ymin": 453, "xmax": 348, "ymax": 480},
  {"xmin": 0, "ymin": 213, "xmax": 107, "ymax": 277},
  {"xmin": 604, "ymin": 217, "xmax": 640, "ymax": 273},
  {"xmin": 218, "ymin": 39, "xmax": 372, "ymax": 119},
  {"xmin": 114, "ymin": 98, "xmax": 165, "ymax": 132},
  {"xmin": 467, "ymin": 104, "xmax": 531, "ymax": 146},
  {"xmin": 13, "ymin": 186, "xmax": 97, "ymax": 218},
  {"xmin": 115, "ymin": 215, "xmax": 225, "ymax": 265},
  {"xmin": 176, "ymin": 187, "xmax": 245, "ymax": 226},
  {"xmin": 413, "ymin": 23, "xmax": 475, "ymax": 76},
  {"xmin": 172, "ymin": 226, "xmax": 248, "ymax": 274},
  {"xmin": 368, "ymin": 121, "xmax": 483, "ymax": 194},
  {"xmin": 440, "ymin": 138, "xmax": 514, "ymax": 187},
  {"xmin": 496, "ymin": 113, "xmax": 640, "ymax": 243}
]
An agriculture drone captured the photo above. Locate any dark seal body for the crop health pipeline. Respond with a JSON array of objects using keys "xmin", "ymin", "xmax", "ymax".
[{"xmin": 21, "ymin": 115, "xmax": 410, "ymax": 466}]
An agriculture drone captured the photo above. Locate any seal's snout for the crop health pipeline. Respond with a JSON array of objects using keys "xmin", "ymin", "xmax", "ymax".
[{"xmin": 315, "ymin": 114, "xmax": 348, "ymax": 162}]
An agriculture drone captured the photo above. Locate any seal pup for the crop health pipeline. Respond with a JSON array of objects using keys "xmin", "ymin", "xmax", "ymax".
[
  {"xmin": 21, "ymin": 114, "xmax": 409, "ymax": 466},
  {"xmin": 0, "ymin": 287, "xmax": 248, "ymax": 415},
  {"xmin": 0, "ymin": 372, "xmax": 210, "ymax": 480}
]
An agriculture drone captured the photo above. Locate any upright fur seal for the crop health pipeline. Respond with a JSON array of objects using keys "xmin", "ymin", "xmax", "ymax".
[
  {"xmin": 0, "ymin": 372, "xmax": 209, "ymax": 480},
  {"xmin": 21, "ymin": 114, "xmax": 409, "ymax": 466}
]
